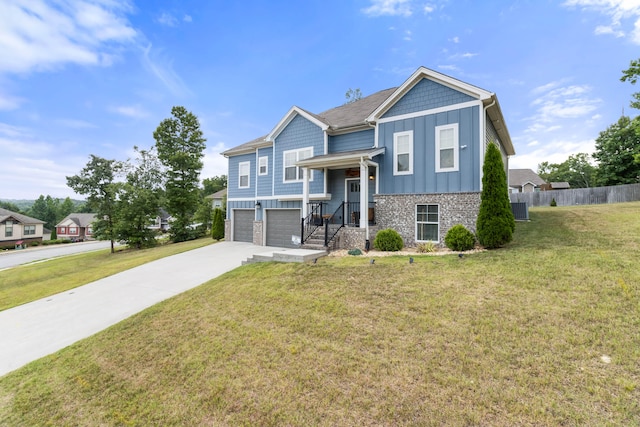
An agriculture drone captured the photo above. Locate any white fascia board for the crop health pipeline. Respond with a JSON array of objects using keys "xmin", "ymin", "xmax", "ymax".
[
  {"xmin": 228, "ymin": 193, "xmax": 332, "ymax": 202},
  {"xmin": 366, "ymin": 66, "xmax": 493, "ymax": 122},
  {"xmin": 266, "ymin": 106, "xmax": 329, "ymax": 142},
  {"xmin": 377, "ymin": 100, "xmax": 482, "ymax": 124}
]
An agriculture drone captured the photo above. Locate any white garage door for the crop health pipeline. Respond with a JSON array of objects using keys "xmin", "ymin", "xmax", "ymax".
[
  {"xmin": 265, "ymin": 209, "xmax": 301, "ymax": 248},
  {"xmin": 233, "ymin": 210, "xmax": 254, "ymax": 243}
]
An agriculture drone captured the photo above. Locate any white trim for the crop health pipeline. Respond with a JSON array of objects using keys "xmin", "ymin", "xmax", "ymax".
[
  {"xmin": 238, "ymin": 161, "xmax": 250, "ymax": 189},
  {"xmin": 435, "ymin": 123, "xmax": 459, "ymax": 173},
  {"xmin": 367, "ymin": 67, "xmax": 491, "ymax": 122},
  {"xmin": 393, "ymin": 130, "xmax": 413, "ymax": 176},
  {"xmin": 283, "ymin": 147, "xmax": 314, "ymax": 183},
  {"xmin": 377, "ymin": 100, "xmax": 481, "ymax": 124},
  {"xmin": 258, "ymin": 156, "xmax": 268, "ymax": 176},
  {"xmin": 415, "ymin": 203, "xmax": 440, "ymax": 243},
  {"xmin": 227, "ymin": 193, "xmax": 331, "ymax": 202},
  {"xmin": 267, "ymin": 106, "xmax": 329, "ymax": 142}
]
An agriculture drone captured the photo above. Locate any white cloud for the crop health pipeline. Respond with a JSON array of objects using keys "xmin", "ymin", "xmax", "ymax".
[
  {"xmin": 109, "ymin": 104, "xmax": 151, "ymax": 119},
  {"xmin": 424, "ymin": 4, "xmax": 436, "ymax": 13},
  {"xmin": 54, "ymin": 118, "xmax": 97, "ymax": 129},
  {"xmin": 449, "ymin": 36, "xmax": 460, "ymax": 43},
  {"xmin": 141, "ymin": 44, "xmax": 191, "ymax": 97},
  {"xmin": 563, "ymin": 0, "xmax": 640, "ymax": 44},
  {"xmin": 362, "ymin": 0, "xmax": 413, "ymax": 17},
  {"xmin": 157, "ymin": 12, "xmax": 178, "ymax": 27},
  {"xmin": 0, "ymin": 0, "xmax": 137, "ymax": 74},
  {"xmin": 0, "ymin": 92, "xmax": 24, "ymax": 110},
  {"xmin": 183, "ymin": 14, "xmax": 192, "ymax": 23},
  {"xmin": 201, "ymin": 141, "xmax": 230, "ymax": 180},
  {"xmin": 510, "ymin": 138, "xmax": 596, "ymax": 171},
  {"xmin": 404, "ymin": 30, "xmax": 412, "ymax": 41}
]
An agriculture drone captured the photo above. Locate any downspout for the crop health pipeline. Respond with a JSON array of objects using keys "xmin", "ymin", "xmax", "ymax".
[
  {"xmin": 481, "ymin": 98, "xmax": 497, "ymax": 191},
  {"xmin": 359, "ymin": 156, "xmax": 369, "ymax": 245}
]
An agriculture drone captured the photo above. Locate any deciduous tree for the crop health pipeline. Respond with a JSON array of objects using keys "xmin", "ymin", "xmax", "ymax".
[
  {"xmin": 153, "ymin": 106, "xmax": 206, "ymax": 242},
  {"xmin": 66, "ymin": 155, "xmax": 123, "ymax": 253},
  {"xmin": 592, "ymin": 116, "xmax": 640, "ymax": 186}
]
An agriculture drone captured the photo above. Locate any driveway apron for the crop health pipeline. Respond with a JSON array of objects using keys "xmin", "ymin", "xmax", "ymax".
[{"xmin": 0, "ymin": 242, "xmax": 291, "ymax": 376}]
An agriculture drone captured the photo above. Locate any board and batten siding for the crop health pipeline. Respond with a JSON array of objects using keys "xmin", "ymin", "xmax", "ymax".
[
  {"xmin": 328, "ymin": 129, "xmax": 375, "ymax": 153},
  {"xmin": 273, "ymin": 114, "xmax": 325, "ymax": 196},
  {"xmin": 378, "ymin": 105, "xmax": 480, "ymax": 195},
  {"xmin": 382, "ymin": 78, "xmax": 476, "ymax": 119}
]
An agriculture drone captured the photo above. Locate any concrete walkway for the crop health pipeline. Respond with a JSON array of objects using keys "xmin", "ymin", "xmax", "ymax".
[{"xmin": 0, "ymin": 242, "xmax": 324, "ymax": 377}]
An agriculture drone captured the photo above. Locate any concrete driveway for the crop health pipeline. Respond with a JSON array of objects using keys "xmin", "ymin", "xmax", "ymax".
[{"xmin": 0, "ymin": 242, "xmax": 317, "ymax": 377}]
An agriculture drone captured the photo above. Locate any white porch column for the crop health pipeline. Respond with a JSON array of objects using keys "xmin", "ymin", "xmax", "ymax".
[
  {"xmin": 302, "ymin": 167, "xmax": 309, "ymax": 218},
  {"xmin": 359, "ymin": 160, "xmax": 368, "ymax": 229}
]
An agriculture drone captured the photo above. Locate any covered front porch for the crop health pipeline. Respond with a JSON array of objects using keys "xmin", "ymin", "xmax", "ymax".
[{"xmin": 296, "ymin": 147, "xmax": 384, "ymax": 247}]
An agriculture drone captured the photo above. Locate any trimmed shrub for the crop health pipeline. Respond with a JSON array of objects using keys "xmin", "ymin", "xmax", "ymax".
[
  {"xmin": 211, "ymin": 208, "xmax": 225, "ymax": 241},
  {"xmin": 374, "ymin": 229, "xmax": 404, "ymax": 252},
  {"xmin": 347, "ymin": 248, "xmax": 362, "ymax": 256},
  {"xmin": 444, "ymin": 224, "xmax": 476, "ymax": 251},
  {"xmin": 476, "ymin": 142, "xmax": 515, "ymax": 249},
  {"xmin": 550, "ymin": 198, "xmax": 557, "ymax": 207}
]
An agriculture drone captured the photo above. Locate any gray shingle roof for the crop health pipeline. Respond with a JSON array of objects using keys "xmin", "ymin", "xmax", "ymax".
[
  {"xmin": 0, "ymin": 207, "xmax": 46, "ymax": 224},
  {"xmin": 508, "ymin": 169, "xmax": 546, "ymax": 187},
  {"xmin": 57, "ymin": 213, "xmax": 97, "ymax": 227}
]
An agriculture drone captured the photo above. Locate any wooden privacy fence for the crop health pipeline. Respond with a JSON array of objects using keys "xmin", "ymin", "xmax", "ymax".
[{"xmin": 509, "ymin": 183, "xmax": 640, "ymax": 207}]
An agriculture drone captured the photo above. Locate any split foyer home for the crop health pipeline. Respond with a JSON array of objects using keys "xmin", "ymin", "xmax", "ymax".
[
  {"xmin": 222, "ymin": 67, "xmax": 515, "ymax": 250},
  {"xmin": 0, "ymin": 208, "xmax": 46, "ymax": 249},
  {"xmin": 56, "ymin": 213, "xmax": 96, "ymax": 241}
]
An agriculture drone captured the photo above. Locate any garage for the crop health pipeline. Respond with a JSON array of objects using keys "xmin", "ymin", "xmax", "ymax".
[
  {"xmin": 265, "ymin": 209, "xmax": 301, "ymax": 248},
  {"xmin": 233, "ymin": 209, "xmax": 254, "ymax": 243}
]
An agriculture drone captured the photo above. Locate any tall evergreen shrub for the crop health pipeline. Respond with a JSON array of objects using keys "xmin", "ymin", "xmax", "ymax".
[
  {"xmin": 211, "ymin": 208, "xmax": 225, "ymax": 241},
  {"xmin": 476, "ymin": 142, "xmax": 515, "ymax": 249}
]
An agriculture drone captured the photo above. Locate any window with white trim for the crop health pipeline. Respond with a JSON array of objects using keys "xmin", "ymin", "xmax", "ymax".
[
  {"xmin": 435, "ymin": 123, "xmax": 459, "ymax": 172},
  {"xmin": 416, "ymin": 204, "xmax": 439, "ymax": 242},
  {"xmin": 283, "ymin": 147, "xmax": 313, "ymax": 182},
  {"xmin": 24, "ymin": 225, "xmax": 36, "ymax": 235},
  {"xmin": 238, "ymin": 161, "xmax": 250, "ymax": 188},
  {"xmin": 258, "ymin": 156, "xmax": 268, "ymax": 176},
  {"xmin": 393, "ymin": 131, "xmax": 413, "ymax": 175},
  {"xmin": 5, "ymin": 220, "xmax": 13, "ymax": 237}
]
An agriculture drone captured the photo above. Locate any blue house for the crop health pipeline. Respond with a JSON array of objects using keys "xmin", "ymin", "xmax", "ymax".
[{"xmin": 222, "ymin": 67, "xmax": 514, "ymax": 250}]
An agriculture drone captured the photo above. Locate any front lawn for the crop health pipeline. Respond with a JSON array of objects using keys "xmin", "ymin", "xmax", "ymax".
[{"xmin": 1, "ymin": 203, "xmax": 639, "ymax": 425}]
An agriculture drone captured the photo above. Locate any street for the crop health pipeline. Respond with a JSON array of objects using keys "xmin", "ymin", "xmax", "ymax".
[{"xmin": 0, "ymin": 241, "xmax": 112, "ymax": 270}]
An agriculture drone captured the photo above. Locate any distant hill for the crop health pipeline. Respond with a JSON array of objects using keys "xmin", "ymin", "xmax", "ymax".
[{"xmin": 0, "ymin": 199, "xmax": 86, "ymax": 212}]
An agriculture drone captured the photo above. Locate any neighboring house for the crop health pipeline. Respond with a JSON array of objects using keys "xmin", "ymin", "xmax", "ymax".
[
  {"xmin": 0, "ymin": 208, "xmax": 46, "ymax": 249},
  {"xmin": 56, "ymin": 213, "xmax": 97, "ymax": 241},
  {"xmin": 149, "ymin": 209, "xmax": 172, "ymax": 231},
  {"xmin": 222, "ymin": 66, "xmax": 515, "ymax": 249},
  {"xmin": 206, "ymin": 188, "xmax": 227, "ymax": 210},
  {"xmin": 509, "ymin": 169, "xmax": 546, "ymax": 193}
]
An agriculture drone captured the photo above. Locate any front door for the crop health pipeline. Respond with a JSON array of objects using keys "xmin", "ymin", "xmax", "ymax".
[{"xmin": 346, "ymin": 179, "xmax": 360, "ymax": 226}]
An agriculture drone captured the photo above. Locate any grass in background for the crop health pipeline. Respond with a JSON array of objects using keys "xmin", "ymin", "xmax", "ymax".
[
  {"xmin": 0, "ymin": 203, "xmax": 639, "ymax": 425},
  {"xmin": 0, "ymin": 238, "xmax": 216, "ymax": 311}
]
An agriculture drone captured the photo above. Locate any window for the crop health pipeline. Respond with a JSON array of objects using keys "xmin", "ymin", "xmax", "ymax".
[
  {"xmin": 238, "ymin": 161, "xmax": 250, "ymax": 188},
  {"xmin": 258, "ymin": 156, "xmax": 268, "ymax": 176},
  {"xmin": 69, "ymin": 227, "xmax": 78, "ymax": 234},
  {"xmin": 24, "ymin": 225, "xmax": 36, "ymax": 235},
  {"xmin": 394, "ymin": 131, "xmax": 413, "ymax": 175},
  {"xmin": 5, "ymin": 220, "xmax": 13, "ymax": 237},
  {"xmin": 283, "ymin": 147, "xmax": 313, "ymax": 182},
  {"xmin": 436, "ymin": 124, "xmax": 459, "ymax": 172},
  {"xmin": 87, "ymin": 226, "xmax": 93, "ymax": 235},
  {"xmin": 416, "ymin": 204, "xmax": 439, "ymax": 242}
]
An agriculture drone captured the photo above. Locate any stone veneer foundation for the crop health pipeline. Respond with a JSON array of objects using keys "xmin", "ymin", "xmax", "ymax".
[{"xmin": 373, "ymin": 192, "xmax": 481, "ymax": 247}]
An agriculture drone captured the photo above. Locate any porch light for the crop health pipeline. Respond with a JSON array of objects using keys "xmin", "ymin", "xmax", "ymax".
[
  {"xmin": 369, "ymin": 174, "xmax": 374, "ymax": 180},
  {"xmin": 255, "ymin": 201, "xmax": 261, "ymax": 208}
]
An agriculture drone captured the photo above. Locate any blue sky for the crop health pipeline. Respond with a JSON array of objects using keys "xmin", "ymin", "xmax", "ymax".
[{"xmin": 1, "ymin": 0, "xmax": 639, "ymax": 200}]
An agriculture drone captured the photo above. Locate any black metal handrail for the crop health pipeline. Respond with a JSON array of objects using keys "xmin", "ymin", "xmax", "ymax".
[
  {"xmin": 324, "ymin": 202, "xmax": 345, "ymax": 246},
  {"xmin": 300, "ymin": 202, "xmax": 324, "ymax": 244}
]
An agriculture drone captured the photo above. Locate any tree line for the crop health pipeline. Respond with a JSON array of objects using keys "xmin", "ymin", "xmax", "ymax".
[
  {"xmin": 538, "ymin": 59, "xmax": 640, "ymax": 188},
  {"xmin": 66, "ymin": 106, "xmax": 226, "ymax": 253}
]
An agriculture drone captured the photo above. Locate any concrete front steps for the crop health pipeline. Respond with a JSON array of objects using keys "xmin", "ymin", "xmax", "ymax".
[{"xmin": 242, "ymin": 247, "xmax": 328, "ymax": 265}]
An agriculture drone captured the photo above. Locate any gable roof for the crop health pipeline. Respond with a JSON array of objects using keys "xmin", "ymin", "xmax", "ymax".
[
  {"xmin": 509, "ymin": 169, "xmax": 546, "ymax": 187},
  {"xmin": 206, "ymin": 188, "xmax": 227, "ymax": 199},
  {"xmin": 224, "ymin": 66, "xmax": 514, "ymax": 156},
  {"xmin": 0, "ymin": 208, "xmax": 46, "ymax": 225},
  {"xmin": 57, "ymin": 213, "xmax": 97, "ymax": 228}
]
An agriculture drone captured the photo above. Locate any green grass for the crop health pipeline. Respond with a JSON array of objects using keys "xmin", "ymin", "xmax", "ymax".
[
  {"xmin": 1, "ymin": 203, "xmax": 639, "ymax": 426},
  {"xmin": 0, "ymin": 238, "xmax": 217, "ymax": 311}
]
